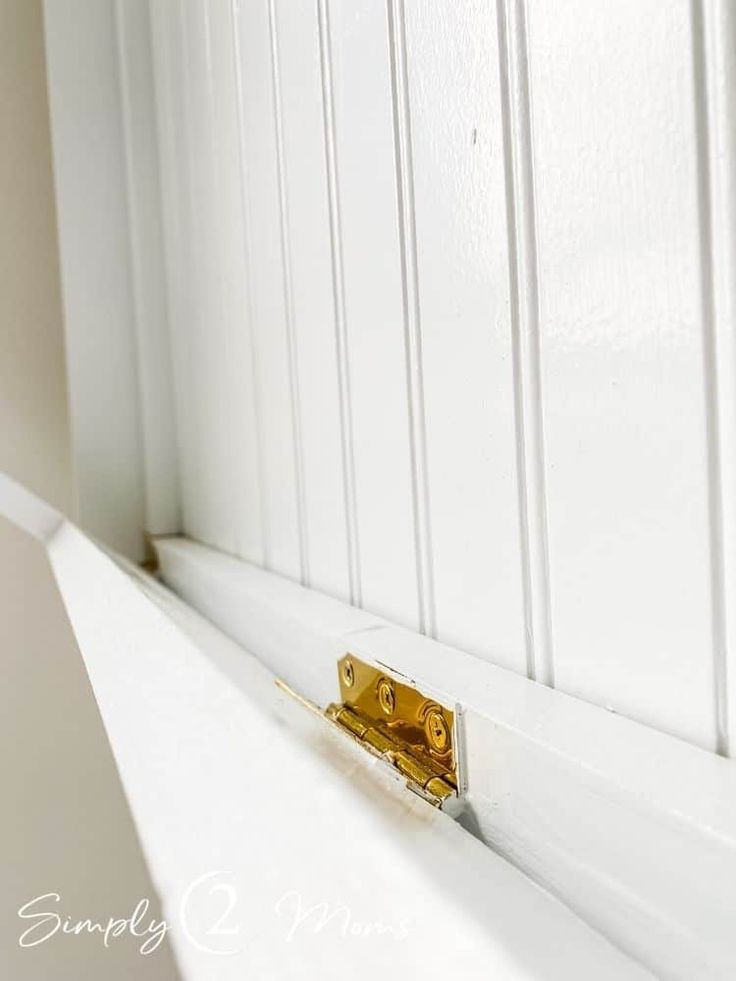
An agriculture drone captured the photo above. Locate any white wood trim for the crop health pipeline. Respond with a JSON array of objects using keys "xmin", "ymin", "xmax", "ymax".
[
  {"xmin": 156, "ymin": 534, "xmax": 736, "ymax": 981},
  {"xmin": 43, "ymin": 0, "xmax": 146, "ymax": 560},
  {"xmin": 0, "ymin": 473, "xmax": 651, "ymax": 980}
]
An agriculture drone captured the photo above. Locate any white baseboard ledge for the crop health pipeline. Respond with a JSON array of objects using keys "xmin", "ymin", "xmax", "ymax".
[
  {"xmin": 0, "ymin": 474, "xmax": 655, "ymax": 980},
  {"xmin": 155, "ymin": 535, "xmax": 736, "ymax": 981}
]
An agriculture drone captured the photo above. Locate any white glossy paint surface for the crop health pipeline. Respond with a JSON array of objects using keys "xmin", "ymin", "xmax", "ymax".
[
  {"xmin": 270, "ymin": 0, "xmax": 351, "ymax": 600},
  {"xmin": 234, "ymin": 0, "xmax": 303, "ymax": 580},
  {"xmin": 402, "ymin": 0, "xmax": 526, "ymax": 669},
  {"xmin": 527, "ymin": 0, "xmax": 718, "ymax": 750},
  {"xmin": 129, "ymin": 0, "xmax": 736, "ymax": 752},
  {"xmin": 48, "ymin": 0, "xmax": 736, "ymax": 751},
  {"xmin": 326, "ymin": 0, "xmax": 421, "ymax": 629}
]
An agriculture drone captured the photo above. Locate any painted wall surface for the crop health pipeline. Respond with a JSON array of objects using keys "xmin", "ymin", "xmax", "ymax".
[
  {"xmin": 47, "ymin": 0, "xmax": 736, "ymax": 756},
  {"xmin": 0, "ymin": 0, "xmax": 74, "ymax": 517}
]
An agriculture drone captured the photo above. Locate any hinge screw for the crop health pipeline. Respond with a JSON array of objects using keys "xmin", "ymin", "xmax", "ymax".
[
  {"xmin": 377, "ymin": 678, "xmax": 396, "ymax": 715},
  {"xmin": 342, "ymin": 659, "xmax": 355, "ymax": 688},
  {"xmin": 425, "ymin": 709, "xmax": 450, "ymax": 753}
]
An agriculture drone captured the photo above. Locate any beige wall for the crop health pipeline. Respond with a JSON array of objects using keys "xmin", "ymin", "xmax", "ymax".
[
  {"xmin": 0, "ymin": 0, "xmax": 74, "ymax": 516},
  {"xmin": 0, "ymin": 519, "xmax": 180, "ymax": 980},
  {"xmin": 0, "ymin": 2, "xmax": 178, "ymax": 978}
]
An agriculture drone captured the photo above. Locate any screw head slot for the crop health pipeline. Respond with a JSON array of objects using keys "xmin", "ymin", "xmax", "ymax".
[
  {"xmin": 377, "ymin": 678, "xmax": 396, "ymax": 715},
  {"xmin": 342, "ymin": 659, "xmax": 355, "ymax": 688},
  {"xmin": 425, "ymin": 709, "xmax": 450, "ymax": 753}
]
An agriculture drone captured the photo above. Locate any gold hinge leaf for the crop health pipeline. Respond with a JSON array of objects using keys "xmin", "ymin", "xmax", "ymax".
[{"xmin": 276, "ymin": 655, "xmax": 461, "ymax": 813}]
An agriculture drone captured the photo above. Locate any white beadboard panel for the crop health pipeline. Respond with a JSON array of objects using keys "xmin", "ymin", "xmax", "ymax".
[
  {"xmin": 401, "ymin": 0, "xmax": 527, "ymax": 672},
  {"xmin": 203, "ymin": 0, "xmax": 264, "ymax": 565},
  {"xmin": 150, "ymin": 0, "xmax": 264, "ymax": 567},
  {"xmin": 233, "ymin": 0, "xmax": 302, "ymax": 581},
  {"xmin": 526, "ymin": 0, "xmax": 718, "ymax": 748},
  {"xmin": 174, "ymin": 0, "xmax": 238, "ymax": 553},
  {"xmin": 49, "ymin": 0, "xmax": 736, "ymax": 758},
  {"xmin": 114, "ymin": 0, "xmax": 180, "ymax": 537},
  {"xmin": 269, "ymin": 0, "xmax": 351, "ymax": 601},
  {"xmin": 326, "ymin": 0, "xmax": 420, "ymax": 630}
]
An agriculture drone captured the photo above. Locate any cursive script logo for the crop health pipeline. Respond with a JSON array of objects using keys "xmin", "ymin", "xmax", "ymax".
[
  {"xmin": 18, "ymin": 872, "xmax": 244, "ymax": 958},
  {"xmin": 274, "ymin": 890, "xmax": 409, "ymax": 943},
  {"xmin": 17, "ymin": 894, "xmax": 168, "ymax": 955},
  {"xmin": 18, "ymin": 879, "xmax": 409, "ymax": 955},
  {"xmin": 179, "ymin": 870, "xmax": 241, "ymax": 956}
]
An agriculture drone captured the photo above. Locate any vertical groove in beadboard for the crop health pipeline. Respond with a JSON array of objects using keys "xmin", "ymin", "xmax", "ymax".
[
  {"xmin": 267, "ymin": 0, "xmax": 310, "ymax": 586},
  {"xmin": 690, "ymin": 0, "xmax": 731, "ymax": 756},
  {"xmin": 495, "ymin": 0, "xmax": 533, "ymax": 682},
  {"xmin": 201, "ymin": 0, "xmax": 239, "ymax": 557},
  {"xmin": 386, "ymin": 0, "xmax": 436, "ymax": 638},
  {"xmin": 146, "ymin": 0, "xmax": 187, "ymax": 533},
  {"xmin": 230, "ymin": 0, "xmax": 268, "ymax": 569},
  {"xmin": 316, "ymin": 0, "xmax": 362, "ymax": 608},
  {"xmin": 176, "ymin": 0, "xmax": 202, "ymax": 540},
  {"xmin": 112, "ymin": 0, "xmax": 154, "ymax": 534},
  {"xmin": 496, "ymin": 0, "xmax": 554, "ymax": 686}
]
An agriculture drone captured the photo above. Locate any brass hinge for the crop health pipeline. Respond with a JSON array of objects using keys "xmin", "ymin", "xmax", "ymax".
[{"xmin": 278, "ymin": 654, "xmax": 461, "ymax": 813}]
